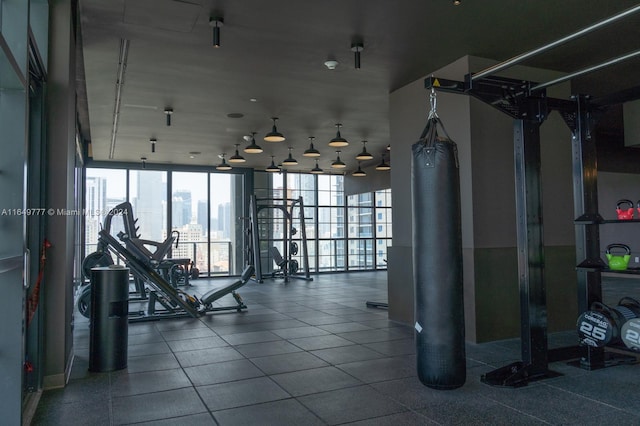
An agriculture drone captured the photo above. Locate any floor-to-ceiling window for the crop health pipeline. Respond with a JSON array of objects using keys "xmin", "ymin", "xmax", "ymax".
[
  {"xmin": 171, "ymin": 172, "xmax": 207, "ymax": 273},
  {"xmin": 84, "ymin": 168, "xmax": 127, "ymax": 255},
  {"xmin": 317, "ymin": 174, "xmax": 345, "ymax": 271}
]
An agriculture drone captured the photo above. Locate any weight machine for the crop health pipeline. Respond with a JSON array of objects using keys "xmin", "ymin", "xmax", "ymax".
[
  {"xmin": 426, "ymin": 4, "xmax": 640, "ymax": 387},
  {"xmin": 78, "ymin": 202, "xmax": 252, "ymax": 322},
  {"xmin": 248, "ymin": 195, "xmax": 312, "ymax": 283}
]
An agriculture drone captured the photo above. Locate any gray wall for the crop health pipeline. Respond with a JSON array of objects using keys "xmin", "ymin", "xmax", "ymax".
[
  {"xmin": 389, "ymin": 55, "xmax": 579, "ymax": 342},
  {"xmin": 43, "ymin": 0, "xmax": 78, "ymax": 388}
]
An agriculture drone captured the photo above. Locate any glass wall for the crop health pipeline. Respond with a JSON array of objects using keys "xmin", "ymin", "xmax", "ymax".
[
  {"xmin": 84, "ymin": 168, "xmax": 127, "ymax": 255},
  {"xmin": 84, "ymin": 167, "xmax": 245, "ymax": 277}
]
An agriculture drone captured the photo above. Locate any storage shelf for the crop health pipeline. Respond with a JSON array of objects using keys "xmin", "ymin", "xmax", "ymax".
[
  {"xmin": 576, "ymin": 265, "xmax": 640, "ymax": 275},
  {"xmin": 575, "ymin": 218, "xmax": 640, "ymax": 225}
]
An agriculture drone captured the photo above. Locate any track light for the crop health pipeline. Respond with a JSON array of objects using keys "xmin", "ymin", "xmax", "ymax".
[
  {"xmin": 209, "ymin": 17, "xmax": 224, "ymax": 47},
  {"xmin": 228, "ymin": 144, "xmax": 246, "ymax": 163},
  {"xmin": 216, "ymin": 154, "xmax": 232, "ymax": 171},
  {"xmin": 265, "ymin": 155, "xmax": 280, "ymax": 172},
  {"xmin": 352, "ymin": 162, "xmax": 366, "ymax": 177},
  {"xmin": 351, "ymin": 42, "xmax": 364, "ymax": 69},
  {"xmin": 375, "ymin": 154, "xmax": 391, "ymax": 171},
  {"xmin": 310, "ymin": 159, "xmax": 323, "ymax": 174},
  {"xmin": 355, "ymin": 140, "xmax": 373, "ymax": 160},
  {"xmin": 329, "ymin": 123, "xmax": 349, "ymax": 147},
  {"xmin": 244, "ymin": 132, "xmax": 263, "ymax": 153},
  {"xmin": 264, "ymin": 117, "xmax": 285, "ymax": 142},
  {"xmin": 303, "ymin": 136, "xmax": 321, "ymax": 157},
  {"xmin": 331, "ymin": 150, "xmax": 346, "ymax": 169},
  {"xmin": 164, "ymin": 108, "xmax": 173, "ymax": 126},
  {"xmin": 150, "ymin": 138, "xmax": 157, "ymax": 153},
  {"xmin": 453, "ymin": 0, "xmax": 462, "ymax": 5},
  {"xmin": 140, "ymin": 157, "xmax": 147, "ymax": 169},
  {"xmin": 282, "ymin": 147, "xmax": 298, "ymax": 166},
  {"xmin": 387, "ymin": 144, "xmax": 391, "ymax": 151}
]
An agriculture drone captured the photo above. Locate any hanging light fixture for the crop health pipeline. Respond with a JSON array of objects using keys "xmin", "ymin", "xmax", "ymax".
[
  {"xmin": 310, "ymin": 159, "xmax": 323, "ymax": 174},
  {"xmin": 228, "ymin": 144, "xmax": 246, "ymax": 163},
  {"xmin": 265, "ymin": 155, "xmax": 281, "ymax": 172},
  {"xmin": 352, "ymin": 162, "xmax": 367, "ymax": 177},
  {"xmin": 264, "ymin": 117, "xmax": 286, "ymax": 142},
  {"xmin": 164, "ymin": 107, "xmax": 173, "ymax": 126},
  {"xmin": 140, "ymin": 157, "xmax": 147, "ymax": 169},
  {"xmin": 331, "ymin": 150, "xmax": 346, "ymax": 169},
  {"xmin": 355, "ymin": 140, "xmax": 373, "ymax": 160},
  {"xmin": 209, "ymin": 17, "xmax": 224, "ymax": 47},
  {"xmin": 303, "ymin": 136, "xmax": 321, "ymax": 157},
  {"xmin": 216, "ymin": 154, "xmax": 233, "ymax": 171},
  {"xmin": 282, "ymin": 147, "xmax": 298, "ymax": 166},
  {"xmin": 351, "ymin": 41, "xmax": 364, "ymax": 69},
  {"xmin": 375, "ymin": 153, "xmax": 391, "ymax": 171},
  {"xmin": 328, "ymin": 123, "xmax": 349, "ymax": 147},
  {"xmin": 150, "ymin": 138, "xmax": 157, "ymax": 153},
  {"xmin": 244, "ymin": 132, "xmax": 263, "ymax": 154}
]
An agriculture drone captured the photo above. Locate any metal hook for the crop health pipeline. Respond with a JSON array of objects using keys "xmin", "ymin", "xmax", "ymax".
[{"xmin": 428, "ymin": 87, "xmax": 438, "ymax": 119}]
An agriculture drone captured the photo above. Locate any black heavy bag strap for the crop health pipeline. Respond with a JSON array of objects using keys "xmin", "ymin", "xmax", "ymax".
[{"xmin": 412, "ymin": 88, "xmax": 466, "ymax": 390}]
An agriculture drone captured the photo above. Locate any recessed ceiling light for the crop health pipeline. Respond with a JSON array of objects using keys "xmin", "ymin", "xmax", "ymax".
[
  {"xmin": 249, "ymin": 98, "xmax": 258, "ymax": 102},
  {"xmin": 227, "ymin": 113, "xmax": 244, "ymax": 118},
  {"xmin": 189, "ymin": 151, "xmax": 201, "ymax": 155}
]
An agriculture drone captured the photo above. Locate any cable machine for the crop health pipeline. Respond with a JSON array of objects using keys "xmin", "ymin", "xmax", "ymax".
[
  {"xmin": 425, "ymin": 4, "xmax": 640, "ymax": 387},
  {"xmin": 249, "ymin": 195, "xmax": 312, "ymax": 283}
]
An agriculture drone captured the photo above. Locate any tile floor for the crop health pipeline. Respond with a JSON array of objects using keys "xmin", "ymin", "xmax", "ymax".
[{"xmin": 32, "ymin": 272, "xmax": 640, "ymax": 425}]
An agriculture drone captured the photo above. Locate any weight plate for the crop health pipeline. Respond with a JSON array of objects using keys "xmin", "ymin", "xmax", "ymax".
[
  {"xmin": 76, "ymin": 285, "xmax": 92, "ymax": 319},
  {"xmin": 290, "ymin": 241, "xmax": 299, "ymax": 256},
  {"xmin": 621, "ymin": 318, "xmax": 640, "ymax": 351},
  {"xmin": 576, "ymin": 310, "xmax": 614, "ymax": 347},
  {"xmin": 82, "ymin": 251, "xmax": 114, "ymax": 280},
  {"xmin": 289, "ymin": 259, "xmax": 299, "ymax": 275}
]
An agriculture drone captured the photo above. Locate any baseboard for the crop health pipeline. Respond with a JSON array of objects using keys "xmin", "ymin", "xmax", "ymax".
[{"xmin": 22, "ymin": 389, "xmax": 42, "ymax": 426}]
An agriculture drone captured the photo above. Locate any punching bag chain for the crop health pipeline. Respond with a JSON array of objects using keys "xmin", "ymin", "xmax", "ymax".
[{"xmin": 428, "ymin": 87, "xmax": 439, "ymax": 120}]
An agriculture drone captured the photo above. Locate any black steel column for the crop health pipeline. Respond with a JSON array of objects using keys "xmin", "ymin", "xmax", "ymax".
[
  {"xmin": 513, "ymin": 119, "xmax": 548, "ymax": 373},
  {"xmin": 571, "ymin": 96, "xmax": 605, "ymax": 369}
]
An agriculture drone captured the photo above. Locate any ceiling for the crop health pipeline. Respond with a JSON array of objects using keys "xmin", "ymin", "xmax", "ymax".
[{"xmin": 77, "ymin": 0, "xmax": 640, "ymax": 173}]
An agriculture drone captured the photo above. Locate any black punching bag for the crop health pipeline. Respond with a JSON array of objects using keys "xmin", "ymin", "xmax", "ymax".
[{"xmin": 412, "ymin": 115, "xmax": 466, "ymax": 389}]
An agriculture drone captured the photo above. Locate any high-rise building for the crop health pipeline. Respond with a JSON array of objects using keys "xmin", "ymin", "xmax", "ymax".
[
  {"xmin": 172, "ymin": 190, "xmax": 192, "ymax": 227},
  {"xmin": 197, "ymin": 200, "xmax": 207, "ymax": 235},
  {"xmin": 133, "ymin": 171, "xmax": 166, "ymax": 241},
  {"xmin": 218, "ymin": 202, "xmax": 231, "ymax": 238}
]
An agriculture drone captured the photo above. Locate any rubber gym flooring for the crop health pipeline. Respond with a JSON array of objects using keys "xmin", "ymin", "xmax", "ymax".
[{"xmin": 32, "ymin": 272, "xmax": 640, "ymax": 425}]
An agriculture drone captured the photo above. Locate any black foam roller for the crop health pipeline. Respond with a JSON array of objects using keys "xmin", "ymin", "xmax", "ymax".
[{"xmin": 412, "ymin": 120, "xmax": 466, "ymax": 389}]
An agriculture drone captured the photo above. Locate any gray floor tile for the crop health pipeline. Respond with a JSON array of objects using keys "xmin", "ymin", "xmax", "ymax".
[
  {"xmin": 234, "ymin": 339, "xmax": 303, "ymax": 358},
  {"xmin": 298, "ymin": 385, "xmax": 407, "ymax": 425},
  {"xmin": 364, "ymin": 338, "xmax": 416, "ymax": 356},
  {"xmin": 211, "ymin": 398, "xmax": 324, "ymax": 426},
  {"xmin": 197, "ymin": 376, "xmax": 290, "ymax": 411},
  {"xmin": 153, "ymin": 318, "xmax": 209, "ymax": 331},
  {"xmin": 166, "ymin": 335, "xmax": 228, "ymax": 352},
  {"xmin": 250, "ymin": 351, "xmax": 329, "ymax": 374},
  {"xmin": 271, "ymin": 325, "xmax": 331, "ymax": 339},
  {"xmin": 128, "ymin": 342, "xmax": 172, "ymax": 357},
  {"xmin": 311, "ymin": 345, "xmax": 386, "ymax": 365},
  {"xmin": 318, "ymin": 322, "xmax": 374, "ymax": 333},
  {"xmin": 337, "ymin": 356, "xmax": 415, "ymax": 383},
  {"xmin": 133, "ymin": 413, "xmax": 217, "ymax": 425},
  {"xmin": 270, "ymin": 366, "xmax": 362, "ymax": 396},
  {"xmin": 337, "ymin": 328, "xmax": 408, "ymax": 344},
  {"xmin": 126, "ymin": 353, "xmax": 181, "ymax": 373},
  {"xmin": 184, "ymin": 359, "xmax": 264, "ymax": 386},
  {"xmin": 112, "ymin": 388, "xmax": 207, "ymax": 425},
  {"xmin": 112, "ymin": 368, "xmax": 192, "ymax": 396},
  {"xmin": 160, "ymin": 327, "xmax": 218, "ymax": 341},
  {"xmin": 128, "ymin": 331, "xmax": 166, "ymax": 345},
  {"xmin": 289, "ymin": 334, "xmax": 356, "ymax": 351},
  {"xmin": 341, "ymin": 411, "xmax": 437, "ymax": 425},
  {"xmin": 220, "ymin": 330, "xmax": 282, "ymax": 345},
  {"xmin": 31, "ymin": 398, "xmax": 110, "ymax": 426},
  {"xmin": 174, "ymin": 346, "xmax": 244, "ymax": 368}
]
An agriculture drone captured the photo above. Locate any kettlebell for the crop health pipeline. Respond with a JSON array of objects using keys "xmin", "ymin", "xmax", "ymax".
[
  {"xmin": 616, "ymin": 199, "xmax": 634, "ymax": 220},
  {"xmin": 605, "ymin": 244, "xmax": 631, "ymax": 271}
]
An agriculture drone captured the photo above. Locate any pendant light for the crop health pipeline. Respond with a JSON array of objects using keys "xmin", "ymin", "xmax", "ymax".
[
  {"xmin": 331, "ymin": 150, "xmax": 346, "ymax": 169},
  {"xmin": 328, "ymin": 123, "xmax": 349, "ymax": 147},
  {"xmin": 150, "ymin": 138, "xmax": 157, "ymax": 153},
  {"xmin": 228, "ymin": 144, "xmax": 246, "ymax": 163},
  {"xmin": 216, "ymin": 154, "xmax": 232, "ymax": 171},
  {"xmin": 140, "ymin": 157, "xmax": 147, "ymax": 169},
  {"xmin": 209, "ymin": 17, "xmax": 224, "ymax": 48},
  {"xmin": 352, "ymin": 162, "xmax": 366, "ymax": 177},
  {"xmin": 310, "ymin": 159, "xmax": 323, "ymax": 174},
  {"xmin": 265, "ymin": 155, "xmax": 280, "ymax": 172},
  {"xmin": 264, "ymin": 117, "xmax": 285, "ymax": 142},
  {"xmin": 355, "ymin": 140, "xmax": 373, "ymax": 160},
  {"xmin": 244, "ymin": 132, "xmax": 263, "ymax": 154},
  {"xmin": 282, "ymin": 147, "xmax": 298, "ymax": 166},
  {"xmin": 303, "ymin": 136, "xmax": 321, "ymax": 157},
  {"xmin": 375, "ymin": 154, "xmax": 391, "ymax": 171}
]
